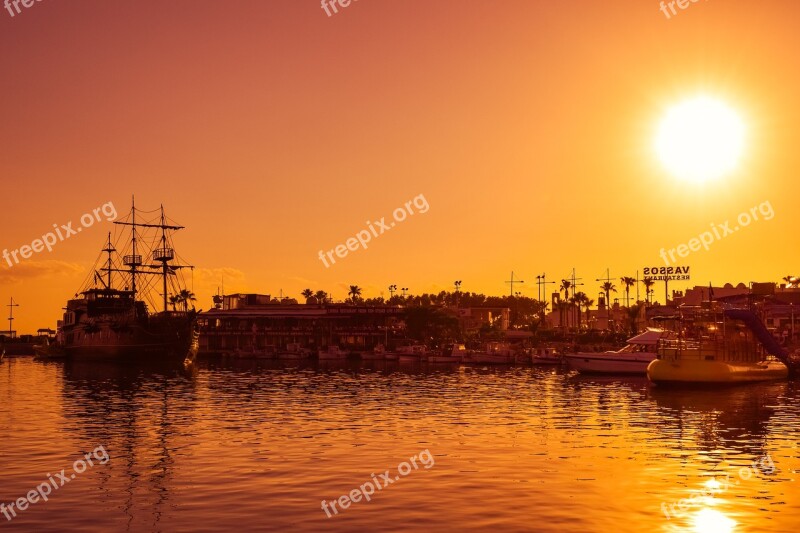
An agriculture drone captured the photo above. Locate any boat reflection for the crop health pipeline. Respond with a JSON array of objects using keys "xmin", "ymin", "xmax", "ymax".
[{"xmin": 60, "ymin": 359, "xmax": 199, "ymax": 531}]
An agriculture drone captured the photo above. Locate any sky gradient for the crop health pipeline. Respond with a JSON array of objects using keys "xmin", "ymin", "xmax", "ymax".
[{"xmin": 2, "ymin": 0, "xmax": 799, "ymax": 332}]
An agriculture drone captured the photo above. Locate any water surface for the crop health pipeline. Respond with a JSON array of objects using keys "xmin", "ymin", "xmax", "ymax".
[{"xmin": 1, "ymin": 358, "xmax": 798, "ymax": 532}]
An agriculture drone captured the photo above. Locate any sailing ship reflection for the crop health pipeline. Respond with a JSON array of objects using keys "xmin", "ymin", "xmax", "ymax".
[{"xmin": 60, "ymin": 360, "xmax": 198, "ymax": 530}]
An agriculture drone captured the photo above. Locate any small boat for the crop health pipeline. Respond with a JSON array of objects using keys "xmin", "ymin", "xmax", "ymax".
[
  {"xmin": 467, "ymin": 342, "xmax": 515, "ymax": 364},
  {"xmin": 397, "ymin": 344, "xmax": 427, "ymax": 362},
  {"xmin": 564, "ymin": 329, "xmax": 666, "ymax": 375},
  {"xmin": 278, "ymin": 343, "xmax": 312, "ymax": 360},
  {"xmin": 318, "ymin": 345, "xmax": 348, "ymax": 361},
  {"xmin": 33, "ymin": 340, "xmax": 67, "ymax": 360},
  {"xmin": 428, "ymin": 343, "xmax": 466, "ymax": 363},
  {"xmin": 383, "ymin": 346, "xmax": 399, "ymax": 361},
  {"xmin": 647, "ymin": 307, "xmax": 789, "ymax": 385},
  {"xmin": 360, "ymin": 344, "xmax": 388, "ymax": 361},
  {"xmin": 234, "ymin": 345, "xmax": 278, "ymax": 359},
  {"xmin": 531, "ymin": 346, "xmax": 563, "ymax": 365}
]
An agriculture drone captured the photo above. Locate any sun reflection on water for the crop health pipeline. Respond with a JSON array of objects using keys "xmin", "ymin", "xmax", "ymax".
[{"xmin": 692, "ymin": 509, "xmax": 737, "ymax": 533}]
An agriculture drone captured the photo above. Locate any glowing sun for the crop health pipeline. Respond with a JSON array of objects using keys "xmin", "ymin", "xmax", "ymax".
[{"xmin": 655, "ymin": 96, "xmax": 746, "ymax": 183}]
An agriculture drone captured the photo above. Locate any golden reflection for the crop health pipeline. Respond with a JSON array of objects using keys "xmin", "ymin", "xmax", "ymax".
[{"xmin": 691, "ymin": 509, "xmax": 736, "ymax": 533}]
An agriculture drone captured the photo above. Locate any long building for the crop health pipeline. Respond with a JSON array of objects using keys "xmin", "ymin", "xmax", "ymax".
[{"xmin": 197, "ymin": 293, "xmax": 405, "ymax": 355}]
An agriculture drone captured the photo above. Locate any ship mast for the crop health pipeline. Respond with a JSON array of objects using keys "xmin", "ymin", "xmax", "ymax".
[
  {"xmin": 102, "ymin": 232, "xmax": 115, "ymax": 290},
  {"xmin": 154, "ymin": 205, "xmax": 174, "ymax": 313},
  {"xmin": 114, "ymin": 200, "xmax": 187, "ymax": 314},
  {"xmin": 121, "ymin": 197, "xmax": 142, "ymax": 298}
]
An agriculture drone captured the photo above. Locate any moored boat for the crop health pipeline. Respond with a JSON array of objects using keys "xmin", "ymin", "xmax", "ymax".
[
  {"xmin": 318, "ymin": 345, "xmax": 348, "ymax": 361},
  {"xmin": 33, "ymin": 340, "xmax": 67, "ymax": 360},
  {"xmin": 428, "ymin": 343, "xmax": 466, "ymax": 363},
  {"xmin": 56, "ymin": 200, "xmax": 198, "ymax": 363},
  {"xmin": 647, "ymin": 307, "xmax": 789, "ymax": 385},
  {"xmin": 278, "ymin": 343, "xmax": 311, "ymax": 360},
  {"xmin": 397, "ymin": 344, "xmax": 427, "ymax": 362},
  {"xmin": 360, "ymin": 344, "xmax": 389, "ymax": 361},
  {"xmin": 531, "ymin": 346, "xmax": 563, "ymax": 365},
  {"xmin": 564, "ymin": 329, "xmax": 666, "ymax": 374},
  {"xmin": 466, "ymin": 342, "xmax": 515, "ymax": 364}
]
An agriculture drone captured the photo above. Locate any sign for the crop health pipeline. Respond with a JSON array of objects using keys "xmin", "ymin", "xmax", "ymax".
[{"xmin": 643, "ymin": 266, "xmax": 691, "ymax": 281}]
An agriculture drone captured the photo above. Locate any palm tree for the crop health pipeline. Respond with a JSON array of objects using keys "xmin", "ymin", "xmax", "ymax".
[
  {"xmin": 600, "ymin": 281, "xmax": 617, "ymax": 308},
  {"xmin": 572, "ymin": 291, "xmax": 589, "ymax": 329},
  {"xmin": 558, "ymin": 280, "xmax": 572, "ymax": 327},
  {"xmin": 301, "ymin": 288, "xmax": 314, "ymax": 301},
  {"xmin": 569, "ymin": 294, "xmax": 581, "ymax": 328},
  {"xmin": 169, "ymin": 294, "xmax": 180, "ymax": 311},
  {"xmin": 642, "ymin": 279, "xmax": 655, "ymax": 304},
  {"xmin": 582, "ymin": 296, "xmax": 595, "ymax": 328},
  {"xmin": 626, "ymin": 303, "xmax": 644, "ymax": 334},
  {"xmin": 559, "ymin": 279, "xmax": 572, "ymax": 300},
  {"xmin": 178, "ymin": 289, "xmax": 196, "ymax": 312},
  {"xmin": 348, "ymin": 285, "xmax": 362, "ymax": 303},
  {"xmin": 314, "ymin": 290, "xmax": 328, "ymax": 304},
  {"xmin": 620, "ymin": 277, "xmax": 636, "ymax": 307}
]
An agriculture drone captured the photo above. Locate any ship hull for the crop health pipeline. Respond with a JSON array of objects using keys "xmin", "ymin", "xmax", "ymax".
[
  {"xmin": 565, "ymin": 352, "xmax": 656, "ymax": 374},
  {"xmin": 62, "ymin": 314, "xmax": 196, "ymax": 362},
  {"xmin": 647, "ymin": 358, "xmax": 789, "ymax": 384}
]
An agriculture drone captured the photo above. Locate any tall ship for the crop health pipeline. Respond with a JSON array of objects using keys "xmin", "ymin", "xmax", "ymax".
[
  {"xmin": 647, "ymin": 303, "xmax": 789, "ymax": 384},
  {"xmin": 58, "ymin": 200, "xmax": 198, "ymax": 362}
]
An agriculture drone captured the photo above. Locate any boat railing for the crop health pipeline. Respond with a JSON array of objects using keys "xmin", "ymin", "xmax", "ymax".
[{"xmin": 657, "ymin": 335, "xmax": 768, "ymax": 363}]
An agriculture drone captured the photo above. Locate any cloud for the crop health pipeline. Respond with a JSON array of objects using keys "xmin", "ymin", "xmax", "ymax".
[
  {"xmin": 0, "ymin": 260, "xmax": 86, "ymax": 284},
  {"xmin": 287, "ymin": 276, "xmax": 318, "ymax": 287}
]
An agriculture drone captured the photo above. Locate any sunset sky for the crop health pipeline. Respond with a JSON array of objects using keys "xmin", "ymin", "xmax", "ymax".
[{"xmin": 2, "ymin": 1, "xmax": 799, "ymax": 333}]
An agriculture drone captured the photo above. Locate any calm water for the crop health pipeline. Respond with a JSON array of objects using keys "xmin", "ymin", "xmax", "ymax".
[{"xmin": 1, "ymin": 357, "xmax": 799, "ymax": 532}]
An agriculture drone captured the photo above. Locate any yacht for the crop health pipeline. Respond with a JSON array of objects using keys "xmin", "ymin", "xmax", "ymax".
[
  {"xmin": 647, "ymin": 306, "xmax": 789, "ymax": 385},
  {"xmin": 564, "ymin": 329, "xmax": 666, "ymax": 374}
]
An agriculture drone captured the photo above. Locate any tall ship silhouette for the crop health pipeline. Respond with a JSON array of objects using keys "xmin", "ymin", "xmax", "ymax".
[{"xmin": 58, "ymin": 199, "xmax": 198, "ymax": 361}]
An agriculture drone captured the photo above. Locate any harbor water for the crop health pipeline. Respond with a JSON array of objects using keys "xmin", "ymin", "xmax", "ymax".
[{"xmin": 1, "ymin": 358, "xmax": 799, "ymax": 532}]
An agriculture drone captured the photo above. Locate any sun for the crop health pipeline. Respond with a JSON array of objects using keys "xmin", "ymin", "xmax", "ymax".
[{"xmin": 655, "ymin": 96, "xmax": 746, "ymax": 183}]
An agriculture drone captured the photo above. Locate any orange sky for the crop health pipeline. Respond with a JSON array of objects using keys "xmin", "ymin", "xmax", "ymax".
[{"xmin": 2, "ymin": 1, "xmax": 799, "ymax": 332}]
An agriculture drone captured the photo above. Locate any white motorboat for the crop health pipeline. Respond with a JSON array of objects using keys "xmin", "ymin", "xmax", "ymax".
[
  {"xmin": 428, "ymin": 343, "xmax": 466, "ymax": 363},
  {"xmin": 397, "ymin": 344, "xmax": 427, "ymax": 362},
  {"xmin": 467, "ymin": 342, "xmax": 515, "ymax": 364},
  {"xmin": 531, "ymin": 346, "xmax": 563, "ymax": 365},
  {"xmin": 564, "ymin": 329, "xmax": 666, "ymax": 374}
]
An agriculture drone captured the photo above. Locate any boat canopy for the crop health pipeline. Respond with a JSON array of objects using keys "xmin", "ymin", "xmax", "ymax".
[{"xmin": 626, "ymin": 328, "xmax": 665, "ymax": 345}]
